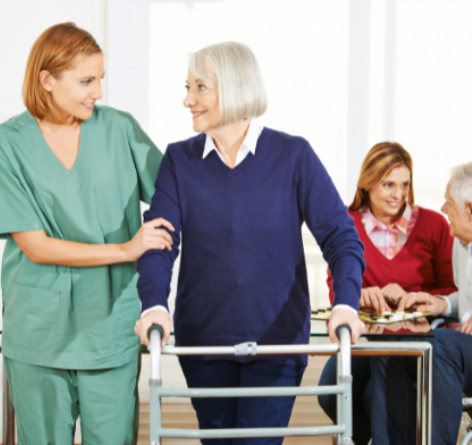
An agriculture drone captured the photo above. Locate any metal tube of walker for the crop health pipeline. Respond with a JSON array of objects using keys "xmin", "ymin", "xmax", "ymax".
[
  {"xmin": 161, "ymin": 343, "xmax": 340, "ymax": 355},
  {"xmin": 149, "ymin": 325, "xmax": 163, "ymax": 382},
  {"xmin": 336, "ymin": 324, "xmax": 353, "ymax": 444},
  {"xmin": 148, "ymin": 325, "xmax": 164, "ymax": 445}
]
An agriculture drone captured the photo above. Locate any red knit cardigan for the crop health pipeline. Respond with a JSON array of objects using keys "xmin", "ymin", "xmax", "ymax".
[{"xmin": 327, "ymin": 207, "xmax": 457, "ymax": 304}]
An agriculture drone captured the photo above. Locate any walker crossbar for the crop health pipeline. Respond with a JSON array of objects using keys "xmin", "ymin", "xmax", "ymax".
[
  {"xmin": 148, "ymin": 324, "xmax": 354, "ymax": 445},
  {"xmin": 159, "ymin": 343, "xmax": 339, "ymax": 356},
  {"xmin": 157, "ymin": 384, "xmax": 346, "ymax": 398},
  {"xmin": 157, "ymin": 425, "xmax": 347, "ymax": 438}
]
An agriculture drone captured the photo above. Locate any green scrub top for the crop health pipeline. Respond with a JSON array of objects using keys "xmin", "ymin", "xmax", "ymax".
[{"xmin": 0, "ymin": 106, "xmax": 162, "ymax": 369}]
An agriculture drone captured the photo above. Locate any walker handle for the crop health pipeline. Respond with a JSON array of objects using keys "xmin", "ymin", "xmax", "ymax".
[
  {"xmin": 336, "ymin": 324, "xmax": 352, "ymax": 384},
  {"xmin": 148, "ymin": 325, "xmax": 163, "ymax": 383},
  {"xmin": 335, "ymin": 324, "xmax": 352, "ymax": 342},
  {"xmin": 147, "ymin": 324, "xmax": 164, "ymax": 341}
]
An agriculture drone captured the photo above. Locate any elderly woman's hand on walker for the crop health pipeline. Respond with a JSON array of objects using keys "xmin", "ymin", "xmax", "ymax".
[
  {"xmin": 328, "ymin": 308, "xmax": 365, "ymax": 344},
  {"xmin": 135, "ymin": 310, "xmax": 172, "ymax": 347}
]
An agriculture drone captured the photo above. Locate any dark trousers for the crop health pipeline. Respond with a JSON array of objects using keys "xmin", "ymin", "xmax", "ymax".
[
  {"xmin": 318, "ymin": 355, "xmax": 372, "ymax": 445},
  {"xmin": 371, "ymin": 329, "xmax": 472, "ymax": 445},
  {"xmin": 178, "ymin": 357, "xmax": 306, "ymax": 445}
]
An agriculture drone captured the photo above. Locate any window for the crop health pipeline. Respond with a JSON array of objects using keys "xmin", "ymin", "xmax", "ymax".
[{"xmin": 368, "ymin": 0, "xmax": 472, "ymax": 212}]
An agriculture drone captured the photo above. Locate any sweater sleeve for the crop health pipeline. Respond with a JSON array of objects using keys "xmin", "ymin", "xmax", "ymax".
[
  {"xmin": 428, "ymin": 213, "xmax": 457, "ymax": 296},
  {"xmin": 297, "ymin": 140, "xmax": 365, "ymax": 311},
  {"xmin": 136, "ymin": 148, "xmax": 182, "ymax": 312}
]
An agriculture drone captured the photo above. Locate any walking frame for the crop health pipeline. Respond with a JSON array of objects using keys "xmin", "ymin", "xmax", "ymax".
[
  {"xmin": 147, "ymin": 324, "xmax": 354, "ymax": 445},
  {"xmin": 1, "ymin": 327, "xmax": 431, "ymax": 444}
]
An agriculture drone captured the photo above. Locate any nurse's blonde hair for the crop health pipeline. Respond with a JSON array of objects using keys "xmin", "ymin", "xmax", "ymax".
[
  {"xmin": 23, "ymin": 22, "xmax": 102, "ymax": 125},
  {"xmin": 188, "ymin": 42, "xmax": 268, "ymax": 126}
]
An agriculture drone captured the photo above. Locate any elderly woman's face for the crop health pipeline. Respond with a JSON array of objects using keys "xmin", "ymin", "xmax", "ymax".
[
  {"xmin": 184, "ymin": 70, "xmax": 219, "ymax": 133},
  {"xmin": 368, "ymin": 165, "xmax": 411, "ymax": 224}
]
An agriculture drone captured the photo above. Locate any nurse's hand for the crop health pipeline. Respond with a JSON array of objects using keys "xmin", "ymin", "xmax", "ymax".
[
  {"xmin": 135, "ymin": 310, "xmax": 171, "ymax": 347},
  {"xmin": 327, "ymin": 308, "xmax": 365, "ymax": 345},
  {"xmin": 123, "ymin": 218, "xmax": 175, "ymax": 261}
]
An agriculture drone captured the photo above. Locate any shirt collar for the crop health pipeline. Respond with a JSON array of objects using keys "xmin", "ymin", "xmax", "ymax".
[
  {"xmin": 202, "ymin": 119, "xmax": 262, "ymax": 159},
  {"xmin": 362, "ymin": 202, "xmax": 413, "ymax": 235}
]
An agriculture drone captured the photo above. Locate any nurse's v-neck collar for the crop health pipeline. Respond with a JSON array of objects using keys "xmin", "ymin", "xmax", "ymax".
[{"xmin": 29, "ymin": 111, "xmax": 96, "ymax": 190}]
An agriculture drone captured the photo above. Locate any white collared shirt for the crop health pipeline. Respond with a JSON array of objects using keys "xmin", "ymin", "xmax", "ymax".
[{"xmin": 202, "ymin": 118, "xmax": 263, "ymax": 167}]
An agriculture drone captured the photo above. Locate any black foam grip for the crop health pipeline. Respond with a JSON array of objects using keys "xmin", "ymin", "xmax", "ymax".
[
  {"xmin": 147, "ymin": 324, "xmax": 164, "ymax": 340},
  {"xmin": 335, "ymin": 324, "xmax": 352, "ymax": 341}
]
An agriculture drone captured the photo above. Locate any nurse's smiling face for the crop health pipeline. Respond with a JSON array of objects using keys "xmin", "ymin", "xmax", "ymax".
[{"xmin": 39, "ymin": 53, "xmax": 104, "ymax": 123}]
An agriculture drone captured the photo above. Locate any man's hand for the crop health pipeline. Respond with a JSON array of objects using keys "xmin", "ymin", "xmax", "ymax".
[
  {"xmin": 360, "ymin": 287, "xmax": 391, "ymax": 312},
  {"xmin": 461, "ymin": 317, "xmax": 472, "ymax": 335},
  {"xmin": 135, "ymin": 310, "xmax": 172, "ymax": 346},
  {"xmin": 397, "ymin": 292, "xmax": 448, "ymax": 315},
  {"xmin": 328, "ymin": 308, "xmax": 365, "ymax": 345},
  {"xmin": 381, "ymin": 283, "xmax": 408, "ymax": 305}
]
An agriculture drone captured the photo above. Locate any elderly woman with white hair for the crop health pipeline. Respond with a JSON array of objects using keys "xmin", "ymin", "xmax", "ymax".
[{"xmin": 134, "ymin": 41, "xmax": 365, "ymax": 442}]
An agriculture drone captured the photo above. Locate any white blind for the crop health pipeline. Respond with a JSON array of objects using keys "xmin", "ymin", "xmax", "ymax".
[
  {"xmin": 368, "ymin": 0, "xmax": 472, "ymax": 213},
  {"xmin": 149, "ymin": 0, "xmax": 349, "ymax": 199}
]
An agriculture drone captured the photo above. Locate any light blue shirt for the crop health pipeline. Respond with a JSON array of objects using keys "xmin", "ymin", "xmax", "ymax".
[{"xmin": 441, "ymin": 238, "xmax": 472, "ymax": 324}]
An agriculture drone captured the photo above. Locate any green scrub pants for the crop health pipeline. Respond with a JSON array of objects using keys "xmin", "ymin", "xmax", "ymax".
[{"xmin": 4, "ymin": 352, "xmax": 140, "ymax": 445}]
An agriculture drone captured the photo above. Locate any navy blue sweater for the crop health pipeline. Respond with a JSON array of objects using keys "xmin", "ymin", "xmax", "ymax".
[{"xmin": 137, "ymin": 128, "xmax": 365, "ymax": 365}]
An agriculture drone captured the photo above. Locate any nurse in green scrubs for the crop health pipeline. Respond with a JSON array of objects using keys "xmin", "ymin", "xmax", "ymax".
[{"xmin": 0, "ymin": 22, "xmax": 172, "ymax": 444}]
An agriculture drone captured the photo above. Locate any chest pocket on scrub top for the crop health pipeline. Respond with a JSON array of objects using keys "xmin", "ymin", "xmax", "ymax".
[{"xmin": 94, "ymin": 177, "xmax": 133, "ymax": 244}]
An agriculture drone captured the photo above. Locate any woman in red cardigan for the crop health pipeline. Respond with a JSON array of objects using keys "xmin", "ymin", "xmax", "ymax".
[{"xmin": 318, "ymin": 142, "xmax": 456, "ymax": 445}]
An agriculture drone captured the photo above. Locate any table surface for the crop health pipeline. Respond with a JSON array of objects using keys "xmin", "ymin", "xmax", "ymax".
[{"xmin": 310, "ymin": 317, "xmax": 434, "ymax": 337}]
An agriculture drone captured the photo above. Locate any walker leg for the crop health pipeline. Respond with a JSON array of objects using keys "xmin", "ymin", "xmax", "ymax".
[
  {"xmin": 336, "ymin": 352, "xmax": 353, "ymax": 444},
  {"xmin": 149, "ymin": 328, "xmax": 163, "ymax": 445},
  {"xmin": 150, "ymin": 385, "xmax": 161, "ymax": 445},
  {"xmin": 336, "ymin": 326, "xmax": 353, "ymax": 444},
  {"xmin": 461, "ymin": 430, "xmax": 472, "ymax": 445}
]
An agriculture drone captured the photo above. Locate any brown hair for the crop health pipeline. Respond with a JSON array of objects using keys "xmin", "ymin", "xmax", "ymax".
[
  {"xmin": 23, "ymin": 22, "xmax": 102, "ymax": 124},
  {"xmin": 349, "ymin": 141, "xmax": 414, "ymax": 211}
]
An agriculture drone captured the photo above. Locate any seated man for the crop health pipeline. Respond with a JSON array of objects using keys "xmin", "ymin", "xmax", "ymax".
[{"xmin": 370, "ymin": 161, "xmax": 472, "ymax": 445}]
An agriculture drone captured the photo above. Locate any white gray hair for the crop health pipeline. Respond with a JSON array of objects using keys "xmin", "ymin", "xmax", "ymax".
[
  {"xmin": 188, "ymin": 42, "xmax": 268, "ymax": 126},
  {"xmin": 450, "ymin": 162, "xmax": 472, "ymax": 211}
]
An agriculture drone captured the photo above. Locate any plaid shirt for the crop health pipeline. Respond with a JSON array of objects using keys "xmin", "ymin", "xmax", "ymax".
[{"xmin": 361, "ymin": 203, "xmax": 419, "ymax": 260}]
